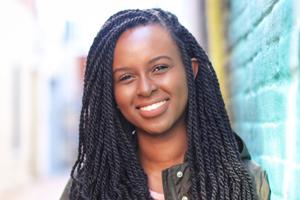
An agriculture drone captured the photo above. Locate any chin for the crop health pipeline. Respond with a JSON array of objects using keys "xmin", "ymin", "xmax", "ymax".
[{"xmin": 137, "ymin": 123, "xmax": 173, "ymax": 136}]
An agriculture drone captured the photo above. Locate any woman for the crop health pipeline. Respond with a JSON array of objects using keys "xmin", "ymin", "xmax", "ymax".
[{"xmin": 61, "ymin": 8, "xmax": 270, "ymax": 200}]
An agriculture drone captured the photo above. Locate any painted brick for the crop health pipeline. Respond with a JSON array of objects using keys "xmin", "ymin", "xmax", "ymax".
[
  {"xmin": 228, "ymin": 67, "xmax": 248, "ymax": 95},
  {"xmin": 255, "ymin": 159, "xmax": 300, "ymax": 200},
  {"xmin": 254, "ymin": 85, "xmax": 288, "ymax": 122},
  {"xmin": 232, "ymin": 84, "xmax": 289, "ymax": 123},
  {"xmin": 229, "ymin": 0, "xmax": 293, "ymax": 69},
  {"xmin": 235, "ymin": 122, "xmax": 286, "ymax": 159},
  {"xmin": 230, "ymin": 34, "xmax": 291, "ymax": 98},
  {"xmin": 228, "ymin": 0, "xmax": 247, "ymax": 21},
  {"xmin": 228, "ymin": 0, "xmax": 265, "ymax": 44},
  {"xmin": 257, "ymin": 158, "xmax": 285, "ymax": 199},
  {"xmin": 270, "ymin": 194, "xmax": 284, "ymax": 200},
  {"xmin": 247, "ymin": 35, "xmax": 291, "ymax": 89},
  {"xmin": 227, "ymin": 0, "xmax": 299, "ymax": 199},
  {"xmin": 229, "ymin": 94, "xmax": 249, "ymax": 121},
  {"xmin": 297, "ymin": 85, "xmax": 300, "ymax": 118},
  {"xmin": 296, "ymin": 119, "xmax": 300, "ymax": 162},
  {"xmin": 229, "ymin": 0, "xmax": 288, "ymax": 46},
  {"xmin": 288, "ymin": 167, "xmax": 300, "ymax": 199}
]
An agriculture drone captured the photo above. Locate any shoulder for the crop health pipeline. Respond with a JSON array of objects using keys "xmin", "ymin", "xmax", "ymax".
[
  {"xmin": 243, "ymin": 159, "xmax": 271, "ymax": 200},
  {"xmin": 235, "ymin": 133, "xmax": 271, "ymax": 200}
]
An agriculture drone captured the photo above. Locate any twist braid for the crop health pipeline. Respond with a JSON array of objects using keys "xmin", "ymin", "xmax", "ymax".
[{"xmin": 70, "ymin": 8, "xmax": 257, "ymax": 200}]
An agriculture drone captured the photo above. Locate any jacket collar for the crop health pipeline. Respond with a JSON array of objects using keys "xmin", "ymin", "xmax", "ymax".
[{"xmin": 235, "ymin": 133, "xmax": 251, "ymax": 160}]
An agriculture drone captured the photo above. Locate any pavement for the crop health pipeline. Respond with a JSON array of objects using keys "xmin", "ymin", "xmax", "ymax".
[{"xmin": 0, "ymin": 175, "xmax": 69, "ymax": 200}]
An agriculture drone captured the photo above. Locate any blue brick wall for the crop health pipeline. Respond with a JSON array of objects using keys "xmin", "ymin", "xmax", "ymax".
[{"xmin": 227, "ymin": 0, "xmax": 300, "ymax": 199}]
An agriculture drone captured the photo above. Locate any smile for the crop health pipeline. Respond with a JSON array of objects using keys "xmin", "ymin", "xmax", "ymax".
[
  {"xmin": 140, "ymin": 100, "xmax": 167, "ymax": 111},
  {"xmin": 137, "ymin": 99, "xmax": 169, "ymax": 118}
]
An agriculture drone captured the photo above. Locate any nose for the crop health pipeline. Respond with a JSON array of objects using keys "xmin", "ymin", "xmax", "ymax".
[{"xmin": 137, "ymin": 75, "xmax": 158, "ymax": 97}]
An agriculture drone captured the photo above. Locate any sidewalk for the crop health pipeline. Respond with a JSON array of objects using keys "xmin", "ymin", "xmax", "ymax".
[{"xmin": 0, "ymin": 175, "xmax": 69, "ymax": 200}]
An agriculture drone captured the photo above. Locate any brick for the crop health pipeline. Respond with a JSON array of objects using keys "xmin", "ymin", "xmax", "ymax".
[
  {"xmin": 240, "ymin": 141, "xmax": 300, "ymax": 200},
  {"xmin": 228, "ymin": 0, "xmax": 247, "ymax": 21},
  {"xmin": 257, "ymin": 158, "xmax": 285, "ymax": 199},
  {"xmin": 229, "ymin": 93, "xmax": 250, "ymax": 121},
  {"xmin": 247, "ymin": 35, "xmax": 291, "ymax": 89},
  {"xmin": 229, "ymin": 0, "xmax": 293, "ymax": 68},
  {"xmin": 228, "ymin": 0, "xmax": 291, "ymax": 47},
  {"xmin": 230, "ymin": 93, "xmax": 255, "ymax": 122},
  {"xmin": 228, "ymin": 67, "xmax": 248, "ymax": 95},
  {"xmin": 254, "ymin": 85, "xmax": 289, "ymax": 122},
  {"xmin": 269, "ymin": 194, "xmax": 284, "ymax": 200},
  {"xmin": 255, "ymin": 159, "xmax": 300, "ymax": 200},
  {"xmin": 228, "ymin": 0, "xmax": 299, "ymax": 199},
  {"xmin": 287, "ymin": 167, "xmax": 300, "ymax": 199},
  {"xmin": 229, "ymin": 35, "xmax": 292, "ymax": 99},
  {"xmin": 229, "ymin": 0, "xmax": 270, "ymax": 44},
  {"xmin": 255, "ymin": 123, "xmax": 286, "ymax": 159},
  {"xmin": 236, "ymin": 122, "xmax": 286, "ymax": 159},
  {"xmin": 296, "ymin": 119, "xmax": 300, "ymax": 162},
  {"xmin": 297, "ymin": 86, "xmax": 300, "ymax": 118},
  {"xmin": 231, "ymin": 84, "xmax": 289, "ymax": 123}
]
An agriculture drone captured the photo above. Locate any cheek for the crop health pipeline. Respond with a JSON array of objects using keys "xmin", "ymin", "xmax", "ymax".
[
  {"xmin": 170, "ymin": 68, "xmax": 188, "ymax": 95},
  {"xmin": 173, "ymin": 71, "xmax": 189, "ymax": 105},
  {"xmin": 177, "ymin": 81, "xmax": 188, "ymax": 107},
  {"xmin": 114, "ymin": 85, "xmax": 135, "ymax": 112}
]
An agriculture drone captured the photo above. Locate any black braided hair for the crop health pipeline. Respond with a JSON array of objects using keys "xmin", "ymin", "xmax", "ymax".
[{"xmin": 70, "ymin": 8, "xmax": 257, "ymax": 200}]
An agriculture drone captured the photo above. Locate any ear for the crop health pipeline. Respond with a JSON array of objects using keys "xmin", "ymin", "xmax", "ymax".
[{"xmin": 191, "ymin": 58, "xmax": 199, "ymax": 79}]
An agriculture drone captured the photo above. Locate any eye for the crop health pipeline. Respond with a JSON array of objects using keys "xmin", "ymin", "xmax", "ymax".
[
  {"xmin": 119, "ymin": 74, "xmax": 134, "ymax": 82},
  {"xmin": 152, "ymin": 64, "xmax": 169, "ymax": 73}
]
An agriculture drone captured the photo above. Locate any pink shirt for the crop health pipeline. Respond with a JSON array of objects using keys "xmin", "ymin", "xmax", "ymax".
[{"xmin": 149, "ymin": 189, "xmax": 165, "ymax": 200}]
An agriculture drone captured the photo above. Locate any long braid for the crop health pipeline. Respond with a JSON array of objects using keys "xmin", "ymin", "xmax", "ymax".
[
  {"xmin": 171, "ymin": 18, "xmax": 256, "ymax": 199},
  {"xmin": 70, "ymin": 8, "xmax": 256, "ymax": 199},
  {"xmin": 160, "ymin": 10, "xmax": 255, "ymax": 199}
]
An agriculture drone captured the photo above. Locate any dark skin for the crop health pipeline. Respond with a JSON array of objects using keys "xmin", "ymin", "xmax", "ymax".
[
  {"xmin": 113, "ymin": 24, "xmax": 198, "ymax": 193},
  {"xmin": 138, "ymin": 120, "xmax": 187, "ymax": 193}
]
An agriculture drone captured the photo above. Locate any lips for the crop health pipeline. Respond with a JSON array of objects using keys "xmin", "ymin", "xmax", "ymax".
[
  {"xmin": 137, "ymin": 99, "xmax": 169, "ymax": 118},
  {"xmin": 140, "ymin": 100, "xmax": 167, "ymax": 111}
]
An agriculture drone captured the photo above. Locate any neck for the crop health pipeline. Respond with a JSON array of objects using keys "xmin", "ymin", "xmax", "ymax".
[{"xmin": 137, "ymin": 124, "xmax": 188, "ymax": 172}]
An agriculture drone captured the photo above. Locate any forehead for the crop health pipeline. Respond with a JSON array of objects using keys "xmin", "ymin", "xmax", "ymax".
[
  {"xmin": 113, "ymin": 24, "xmax": 180, "ymax": 64},
  {"xmin": 117, "ymin": 24, "xmax": 174, "ymax": 44}
]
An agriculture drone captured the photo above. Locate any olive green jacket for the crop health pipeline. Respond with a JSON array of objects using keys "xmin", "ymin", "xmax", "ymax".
[{"xmin": 60, "ymin": 135, "xmax": 270, "ymax": 200}]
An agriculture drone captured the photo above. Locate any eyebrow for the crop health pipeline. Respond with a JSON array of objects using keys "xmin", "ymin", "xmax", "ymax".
[
  {"xmin": 148, "ymin": 55, "xmax": 172, "ymax": 64},
  {"xmin": 113, "ymin": 55, "xmax": 172, "ymax": 74}
]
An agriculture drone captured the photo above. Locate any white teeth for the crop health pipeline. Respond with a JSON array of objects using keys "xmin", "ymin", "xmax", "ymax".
[{"xmin": 140, "ymin": 100, "xmax": 166, "ymax": 111}]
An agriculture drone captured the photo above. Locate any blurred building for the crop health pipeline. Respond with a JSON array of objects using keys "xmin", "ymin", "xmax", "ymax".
[
  {"xmin": 0, "ymin": 0, "xmax": 205, "ymax": 198},
  {"xmin": 0, "ymin": 0, "xmax": 82, "ymax": 195}
]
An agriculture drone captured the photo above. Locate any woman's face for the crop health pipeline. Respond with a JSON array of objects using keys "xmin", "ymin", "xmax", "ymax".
[{"xmin": 113, "ymin": 24, "xmax": 188, "ymax": 135}]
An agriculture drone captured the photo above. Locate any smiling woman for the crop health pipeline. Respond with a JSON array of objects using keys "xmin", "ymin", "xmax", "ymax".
[
  {"xmin": 113, "ymin": 25, "xmax": 190, "ymax": 136},
  {"xmin": 60, "ymin": 8, "xmax": 270, "ymax": 200}
]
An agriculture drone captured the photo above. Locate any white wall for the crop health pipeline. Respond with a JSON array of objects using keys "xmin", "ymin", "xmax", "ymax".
[{"xmin": 0, "ymin": 0, "xmax": 205, "ymax": 194}]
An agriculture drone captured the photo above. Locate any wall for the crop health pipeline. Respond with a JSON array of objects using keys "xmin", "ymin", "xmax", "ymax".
[
  {"xmin": 0, "ymin": 0, "xmax": 81, "ymax": 193},
  {"xmin": 0, "ymin": 0, "xmax": 205, "ymax": 196},
  {"xmin": 227, "ymin": 0, "xmax": 300, "ymax": 199}
]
